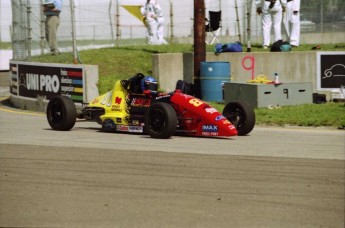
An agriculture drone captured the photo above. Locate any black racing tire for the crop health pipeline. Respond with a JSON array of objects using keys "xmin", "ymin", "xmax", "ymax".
[
  {"xmin": 46, "ymin": 96, "xmax": 77, "ymax": 131},
  {"xmin": 222, "ymin": 100, "xmax": 255, "ymax": 136},
  {"xmin": 144, "ymin": 102, "xmax": 177, "ymax": 139}
]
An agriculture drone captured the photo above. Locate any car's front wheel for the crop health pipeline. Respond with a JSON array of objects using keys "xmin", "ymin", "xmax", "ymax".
[
  {"xmin": 144, "ymin": 102, "xmax": 177, "ymax": 139},
  {"xmin": 46, "ymin": 96, "xmax": 77, "ymax": 131},
  {"xmin": 222, "ymin": 100, "xmax": 255, "ymax": 136}
]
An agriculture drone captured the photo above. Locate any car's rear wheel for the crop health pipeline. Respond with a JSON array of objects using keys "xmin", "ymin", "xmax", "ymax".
[
  {"xmin": 222, "ymin": 100, "xmax": 255, "ymax": 136},
  {"xmin": 144, "ymin": 102, "xmax": 177, "ymax": 139},
  {"xmin": 47, "ymin": 96, "xmax": 77, "ymax": 131}
]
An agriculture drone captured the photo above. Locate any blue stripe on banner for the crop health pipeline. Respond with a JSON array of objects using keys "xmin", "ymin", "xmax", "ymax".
[{"xmin": 72, "ymin": 79, "xmax": 83, "ymax": 85}]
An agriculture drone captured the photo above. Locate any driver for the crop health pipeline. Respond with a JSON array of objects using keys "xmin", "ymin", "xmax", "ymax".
[{"xmin": 141, "ymin": 76, "xmax": 159, "ymax": 96}]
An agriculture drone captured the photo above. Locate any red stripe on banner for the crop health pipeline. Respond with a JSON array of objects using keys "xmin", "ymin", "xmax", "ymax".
[{"xmin": 67, "ymin": 71, "xmax": 82, "ymax": 77}]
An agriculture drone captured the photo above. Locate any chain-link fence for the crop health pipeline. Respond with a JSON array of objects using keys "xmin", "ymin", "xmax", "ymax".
[{"xmin": 9, "ymin": 0, "xmax": 345, "ymax": 61}]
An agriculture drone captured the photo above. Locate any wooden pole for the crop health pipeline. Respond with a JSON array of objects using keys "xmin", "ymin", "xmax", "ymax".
[{"xmin": 193, "ymin": 0, "xmax": 205, "ymax": 99}]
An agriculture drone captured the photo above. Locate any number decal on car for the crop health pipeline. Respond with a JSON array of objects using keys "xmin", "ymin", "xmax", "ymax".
[{"xmin": 189, "ymin": 98, "xmax": 203, "ymax": 107}]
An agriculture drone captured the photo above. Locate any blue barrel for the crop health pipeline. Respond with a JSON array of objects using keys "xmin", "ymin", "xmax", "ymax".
[{"xmin": 200, "ymin": 62, "xmax": 231, "ymax": 102}]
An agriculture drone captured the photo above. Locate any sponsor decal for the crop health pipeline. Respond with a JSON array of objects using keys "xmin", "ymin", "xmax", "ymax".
[
  {"xmin": 205, "ymin": 107, "xmax": 218, "ymax": 114},
  {"xmin": 202, "ymin": 125, "xmax": 218, "ymax": 132},
  {"xmin": 101, "ymin": 91, "xmax": 112, "ymax": 107},
  {"xmin": 189, "ymin": 98, "xmax": 203, "ymax": 107},
  {"xmin": 222, "ymin": 120, "xmax": 231, "ymax": 125},
  {"xmin": 155, "ymin": 94, "xmax": 171, "ymax": 100},
  {"xmin": 91, "ymin": 98, "xmax": 100, "ymax": 104},
  {"xmin": 202, "ymin": 132, "xmax": 219, "ymax": 136},
  {"xmin": 61, "ymin": 86, "xmax": 80, "ymax": 92},
  {"xmin": 61, "ymin": 78, "xmax": 82, "ymax": 85},
  {"xmin": 61, "ymin": 69, "xmax": 82, "ymax": 77},
  {"xmin": 117, "ymin": 125, "xmax": 129, "ymax": 131},
  {"xmin": 60, "ymin": 68, "xmax": 83, "ymax": 102},
  {"xmin": 128, "ymin": 126, "xmax": 143, "ymax": 133},
  {"xmin": 111, "ymin": 105, "xmax": 122, "ymax": 112},
  {"xmin": 24, "ymin": 73, "xmax": 60, "ymax": 93},
  {"xmin": 15, "ymin": 64, "xmax": 84, "ymax": 103},
  {"xmin": 228, "ymin": 125, "xmax": 236, "ymax": 130},
  {"xmin": 215, "ymin": 115, "xmax": 226, "ymax": 121},
  {"xmin": 131, "ymin": 97, "xmax": 151, "ymax": 107},
  {"xmin": 115, "ymin": 97, "xmax": 122, "ymax": 104}
]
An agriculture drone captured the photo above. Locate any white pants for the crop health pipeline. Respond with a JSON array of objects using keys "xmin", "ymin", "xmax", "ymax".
[
  {"xmin": 261, "ymin": 1, "xmax": 283, "ymax": 46},
  {"xmin": 156, "ymin": 17, "xmax": 167, "ymax": 44},
  {"xmin": 283, "ymin": 2, "xmax": 300, "ymax": 46},
  {"xmin": 145, "ymin": 18, "xmax": 158, "ymax": 45}
]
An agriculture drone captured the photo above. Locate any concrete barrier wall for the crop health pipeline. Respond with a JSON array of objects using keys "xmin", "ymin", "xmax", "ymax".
[
  {"xmin": 153, "ymin": 51, "xmax": 344, "ymax": 99},
  {"xmin": 206, "ymin": 51, "xmax": 317, "ymax": 85},
  {"xmin": 0, "ymin": 70, "xmax": 10, "ymax": 97}
]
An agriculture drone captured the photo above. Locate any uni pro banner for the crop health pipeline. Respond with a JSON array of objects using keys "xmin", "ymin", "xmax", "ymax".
[{"xmin": 9, "ymin": 61, "xmax": 98, "ymax": 104}]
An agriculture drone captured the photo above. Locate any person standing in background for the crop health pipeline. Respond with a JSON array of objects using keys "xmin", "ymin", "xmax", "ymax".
[
  {"xmin": 153, "ymin": 1, "xmax": 167, "ymax": 45},
  {"xmin": 42, "ymin": 0, "xmax": 62, "ymax": 55},
  {"xmin": 141, "ymin": 0, "xmax": 158, "ymax": 45},
  {"xmin": 255, "ymin": 0, "xmax": 287, "ymax": 49},
  {"xmin": 283, "ymin": 0, "xmax": 301, "ymax": 47}
]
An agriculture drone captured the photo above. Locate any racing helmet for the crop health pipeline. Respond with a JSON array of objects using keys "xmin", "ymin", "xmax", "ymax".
[{"xmin": 141, "ymin": 76, "xmax": 158, "ymax": 93}]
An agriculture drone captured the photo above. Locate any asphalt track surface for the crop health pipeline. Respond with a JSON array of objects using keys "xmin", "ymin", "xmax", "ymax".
[{"xmin": 0, "ymin": 97, "xmax": 344, "ymax": 228}]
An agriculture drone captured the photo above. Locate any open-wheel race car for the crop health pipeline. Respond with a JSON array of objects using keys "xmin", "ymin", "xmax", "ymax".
[{"xmin": 46, "ymin": 73, "xmax": 255, "ymax": 139}]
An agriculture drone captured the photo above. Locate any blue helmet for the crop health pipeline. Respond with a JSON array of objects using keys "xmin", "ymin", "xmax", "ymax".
[{"xmin": 141, "ymin": 76, "xmax": 158, "ymax": 93}]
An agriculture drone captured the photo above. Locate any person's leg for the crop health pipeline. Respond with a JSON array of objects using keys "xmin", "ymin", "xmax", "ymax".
[
  {"xmin": 272, "ymin": 10, "xmax": 282, "ymax": 42},
  {"xmin": 156, "ymin": 18, "xmax": 167, "ymax": 44},
  {"xmin": 47, "ymin": 16, "xmax": 60, "ymax": 54},
  {"xmin": 289, "ymin": 12, "xmax": 300, "ymax": 46},
  {"xmin": 146, "ymin": 19, "xmax": 158, "ymax": 45},
  {"xmin": 144, "ymin": 24, "xmax": 150, "ymax": 44},
  {"xmin": 282, "ymin": 4, "xmax": 292, "ymax": 41},
  {"xmin": 262, "ymin": 12, "xmax": 272, "ymax": 47}
]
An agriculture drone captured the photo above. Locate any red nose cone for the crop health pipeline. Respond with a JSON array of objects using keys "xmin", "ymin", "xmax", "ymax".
[{"xmin": 227, "ymin": 124, "xmax": 238, "ymax": 136}]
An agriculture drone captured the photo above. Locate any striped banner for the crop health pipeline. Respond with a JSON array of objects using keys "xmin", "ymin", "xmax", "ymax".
[
  {"xmin": 10, "ymin": 63, "xmax": 18, "ymax": 95},
  {"xmin": 60, "ymin": 68, "xmax": 84, "ymax": 103}
]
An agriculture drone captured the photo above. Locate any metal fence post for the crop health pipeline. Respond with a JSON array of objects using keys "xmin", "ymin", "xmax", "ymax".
[
  {"xmin": 235, "ymin": 0, "xmax": 242, "ymax": 43},
  {"xmin": 26, "ymin": 0, "xmax": 32, "ymax": 60},
  {"xmin": 169, "ymin": 0, "xmax": 174, "ymax": 44},
  {"xmin": 109, "ymin": 0, "xmax": 115, "ymax": 43},
  {"xmin": 70, "ymin": 0, "xmax": 78, "ymax": 63},
  {"xmin": 246, "ymin": 0, "xmax": 253, "ymax": 43},
  {"xmin": 115, "ymin": 0, "xmax": 120, "ymax": 47},
  {"xmin": 320, "ymin": 1, "xmax": 324, "ymax": 34},
  {"xmin": 40, "ymin": 0, "xmax": 45, "ymax": 55}
]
